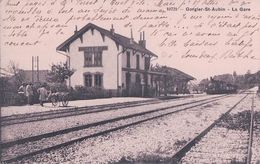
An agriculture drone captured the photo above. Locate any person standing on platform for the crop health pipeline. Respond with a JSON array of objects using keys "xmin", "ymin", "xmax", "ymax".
[
  {"xmin": 18, "ymin": 83, "xmax": 26, "ymax": 94},
  {"xmin": 18, "ymin": 83, "xmax": 27, "ymax": 104},
  {"xmin": 25, "ymin": 83, "xmax": 34, "ymax": 105},
  {"xmin": 37, "ymin": 84, "xmax": 48, "ymax": 106}
]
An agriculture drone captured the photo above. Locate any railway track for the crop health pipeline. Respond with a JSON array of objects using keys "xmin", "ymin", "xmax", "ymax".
[
  {"xmin": 247, "ymin": 94, "xmax": 255, "ymax": 164},
  {"xmin": 1, "ymin": 98, "xmax": 174, "ymax": 126},
  {"xmin": 1, "ymin": 95, "xmax": 214, "ymax": 126},
  {"xmin": 251, "ymin": 95, "xmax": 260, "ymax": 163},
  {"xmin": 171, "ymin": 93, "xmax": 255, "ymax": 163},
  {"xmin": 1, "ymin": 94, "xmax": 230, "ymax": 163}
]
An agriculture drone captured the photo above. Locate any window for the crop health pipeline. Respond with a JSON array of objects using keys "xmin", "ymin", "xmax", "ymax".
[
  {"xmin": 80, "ymin": 46, "xmax": 107, "ymax": 67},
  {"xmin": 150, "ymin": 75, "xmax": 153, "ymax": 87},
  {"xmin": 136, "ymin": 55, "xmax": 140, "ymax": 69},
  {"xmin": 94, "ymin": 52, "xmax": 102, "ymax": 66},
  {"xmin": 145, "ymin": 57, "xmax": 150, "ymax": 70},
  {"xmin": 126, "ymin": 72, "xmax": 131, "ymax": 88},
  {"xmin": 94, "ymin": 74, "xmax": 103, "ymax": 87},
  {"xmin": 84, "ymin": 74, "xmax": 92, "ymax": 87},
  {"xmin": 84, "ymin": 74, "xmax": 102, "ymax": 87},
  {"xmin": 126, "ymin": 51, "xmax": 130, "ymax": 68},
  {"xmin": 136, "ymin": 74, "xmax": 141, "ymax": 84},
  {"xmin": 84, "ymin": 52, "xmax": 92, "ymax": 67},
  {"xmin": 84, "ymin": 52, "xmax": 103, "ymax": 67}
]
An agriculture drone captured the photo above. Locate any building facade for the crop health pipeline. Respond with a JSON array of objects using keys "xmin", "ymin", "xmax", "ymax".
[{"xmin": 57, "ymin": 23, "xmax": 164, "ymax": 96}]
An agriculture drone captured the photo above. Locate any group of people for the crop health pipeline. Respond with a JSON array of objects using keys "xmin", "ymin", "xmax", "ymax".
[{"xmin": 18, "ymin": 83, "xmax": 49, "ymax": 106}]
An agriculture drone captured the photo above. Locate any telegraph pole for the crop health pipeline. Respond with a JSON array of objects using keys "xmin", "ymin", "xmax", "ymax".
[
  {"xmin": 32, "ymin": 56, "xmax": 34, "ymax": 83},
  {"xmin": 37, "ymin": 56, "xmax": 39, "ymax": 82},
  {"xmin": 32, "ymin": 56, "xmax": 39, "ymax": 83}
]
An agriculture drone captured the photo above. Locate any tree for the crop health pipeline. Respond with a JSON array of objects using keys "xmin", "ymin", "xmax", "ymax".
[
  {"xmin": 0, "ymin": 76, "xmax": 9, "ymax": 105},
  {"xmin": 198, "ymin": 78, "xmax": 210, "ymax": 91},
  {"xmin": 8, "ymin": 61, "xmax": 26, "ymax": 87},
  {"xmin": 47, "ymin": 63, "xmax": 75, "ymax": 83},
  {"xmin": 213, "ymin": 74, "xmax": 234, "ymax": 84},
  {"xmin": 256, "ymin": 71, "xmax": 260, "ymax": 84},
  {"xmin": 244, "ymin": 70, "xmax": 256, "ymax": 87},
  {"xmin": 233, "ymin": 71, "xmax": 237, "ymax": 83}
]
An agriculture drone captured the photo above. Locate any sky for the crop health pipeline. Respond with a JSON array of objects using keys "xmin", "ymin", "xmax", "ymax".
[{"xmin": 1, "ymin": 0, "xmax": 260, "ymax": 81}]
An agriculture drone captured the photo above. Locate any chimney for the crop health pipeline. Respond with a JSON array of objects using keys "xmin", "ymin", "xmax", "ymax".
[
  {"xmin": 110, "ymin": 24, "xmax": 115, "ymax": 35},
  {"xmin": 74, "ymin": 25, "xmax": 78, "ymax": 34},
  {"xmin": 139, "ymin": 31, "xmax": 146, "ymax": 48},
  {"xmin": 130, "ymin": 28, "xmax": 134, "ymax": 44}
]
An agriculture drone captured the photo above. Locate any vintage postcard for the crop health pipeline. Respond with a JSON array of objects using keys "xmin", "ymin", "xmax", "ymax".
[{"xmin": 0, "ymin": 0, "xmax": 260, "ymax": 163}]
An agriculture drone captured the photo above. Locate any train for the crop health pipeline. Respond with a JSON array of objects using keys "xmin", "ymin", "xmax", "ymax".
[{"xmin": 206, "ymin": 79, "xmax": 238, "ymax": 94}]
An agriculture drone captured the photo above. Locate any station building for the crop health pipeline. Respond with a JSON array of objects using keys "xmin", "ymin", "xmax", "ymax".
[{"xmin": 56, "ymin": 23, "xmax": 165, "ymax": 96}]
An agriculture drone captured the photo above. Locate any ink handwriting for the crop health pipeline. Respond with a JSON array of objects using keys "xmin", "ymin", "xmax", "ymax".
[{"xmin": 1, "ymin": 0, "xmax": 259, "ymax": 62}]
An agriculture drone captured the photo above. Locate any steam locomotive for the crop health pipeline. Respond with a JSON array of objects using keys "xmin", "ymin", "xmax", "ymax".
[{"xmin": 206, "ymin": 79, "xmax": 237, "ymax": 94}]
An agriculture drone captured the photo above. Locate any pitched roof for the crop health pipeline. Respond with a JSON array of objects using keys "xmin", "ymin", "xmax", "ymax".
[
  {"xmin": 166, "ymin": 66, "xmax": 195, "ymax": 80},
  {"xmin": 56, "ymin": 23, "xmax": 158, "ymax": 57}
]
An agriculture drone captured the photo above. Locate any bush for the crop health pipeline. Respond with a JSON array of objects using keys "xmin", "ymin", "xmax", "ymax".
[
  {"xmin": 48, "ymin": 83, "xmax": 69, "ymax": 92},
  {"xmin": 129, "ymin": 84, "xmax": 142, "ymax": 97},
  {"xmin": 2, "ymin": 92, "xmax": 27, "ymax": 106},
  {"xmin": 145, "ymin": 86, "xmax": 156, "ymax": 97},
  {"xmin": 70, "ymin": 86, "xmax": 111, "ymax": 100},
  {"xmin": 122, "ymin": 83, "xmax": 156, "ymax": 97}
]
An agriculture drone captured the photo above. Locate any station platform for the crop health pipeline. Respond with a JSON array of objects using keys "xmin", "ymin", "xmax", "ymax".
[
  {"xmin": 1, "ymin": 97, "xmax": 152, "ymax": 117},
  {"xmin": 1, "ymin": 94, "xmax": 199, "ymax": 117}
]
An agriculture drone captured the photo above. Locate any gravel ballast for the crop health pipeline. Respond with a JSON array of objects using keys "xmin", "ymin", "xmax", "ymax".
[
  {"xmin": 2, "ymin": 95, "xmax": 227, "ymax": 160},
  {"xmin": 1, "ymin": 95, "xmax": 220, "ymax": 142},
  {"xmin": 11, "ymin": 95, "xmax": 246, "ymax": 163},
  {"xmin": 252, "ymin": 95, "xmax": 260, "ymax": 163},
  {"xmin": 181, "ymin": 94, "xmax": 253, "ymax": 163}
]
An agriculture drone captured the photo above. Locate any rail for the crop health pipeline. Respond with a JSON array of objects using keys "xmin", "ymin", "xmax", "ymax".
[
  {"xmin": 171, "ymin": 94, "xmax": 249, "ymax": 162},
  {"xmin": 246, "ymin": 94, "xmax": 255, "ymax": 164},
  {"xmin": 1, "ymin": 95, "xmax": 230, "ymax": 163}
]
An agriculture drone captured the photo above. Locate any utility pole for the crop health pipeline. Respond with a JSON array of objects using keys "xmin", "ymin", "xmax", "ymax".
[
  {"xmin": 32, "ymin": 56, "xmax": 39, "ymax": 83},
  {"xmin": 32, "ymin": 56, "xmax": 34, "ymax": 83},
  {"xmin": 37, "ymin": 56, "xmax": 39, "ymax": 82}
]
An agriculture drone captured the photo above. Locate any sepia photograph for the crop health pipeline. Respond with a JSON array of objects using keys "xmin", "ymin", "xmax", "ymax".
[{"xmin": 0, "ymin": 0, "xmax": 260, "ymax": 163}]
